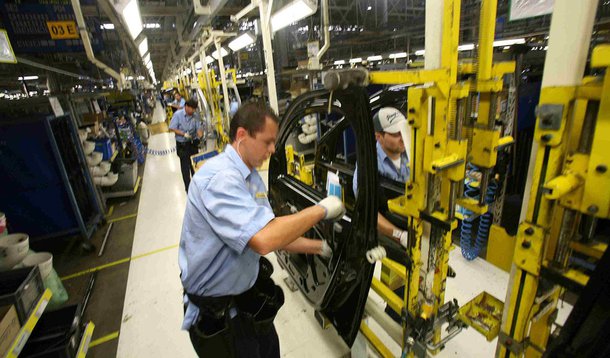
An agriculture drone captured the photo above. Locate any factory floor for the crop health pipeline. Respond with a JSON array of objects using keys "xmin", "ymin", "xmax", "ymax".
[{"xmin": 46, "ymin": 103, "xmax": 572, "ymax": 357}]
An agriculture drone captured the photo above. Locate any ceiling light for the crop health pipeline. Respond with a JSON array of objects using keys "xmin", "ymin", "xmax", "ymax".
[
  {"xmin": 492, "ymin": 38, "xmax": 525, "ymax": 47},
  {"xmin": 144, "ymin": 23, "xmax": 160, "ymax": 29},
  {"xmin": 367, "ymin": 5, "xmax": 372, "ymax": 10},
  {"xmin": 228, "ymin": 32, "xmax": 256, "ymax": 52},
  {"xmin": 18, "ymin": 76, "xmax": 39, "ymax": 81},
  {"xmin": 349, "ymin": 58, "xmax": 362, "ymax": 64},
  {"xmin": 333, "ymin": 60, "xmax": 345, "ymax": 65},
  {"xmin": 126, "ymin": 76, "xmax": 134, "ymax": 80},
  {"xmin": 122, "ymin": 0, "xmax": 143, "ymax": 39},
  {"xmin": 458, "ymin": 43, "xmax": 475, "ymax": 51},
  {"xmin": 389, "ymin": 52, "xmax": 408, "ymax": 59},
  {"xmin": 146, "ymin": 61, "xmax": 153, "ymax": 70},
  {"xmin": 143, "ymin": 53, "xmax": 151, "ymax": 66},
  {"xmin": 100, "ymin": 23, "xmax": 115, "ymax": 30},
  {"xmin": 414, "ymin": 49, "xmax": 425, "ymax": 56},
  {"xmin": 367, "ymin": 55, "xmax": 382, "ymax": 61},
  {"xmin": 137, "ymin": 76, "xmax": 145, "ymax": 80},
  {"xmin": 211, "ymin": 47, "xmax": 229, "ymax": 59},
  {"xmin": 271, "ymin": 0, "xmax": 317, "ymax": 32},
  {"xmin": 195, "ymin": 61, "xmax": 202, "ymax": 69},
  {"xmin": 138, "ymin": 37, "xmax": 148, "ymax": 57},
  {"xmin": 206, "ymin": 55, "xmax": 215, "ymax": 64}
]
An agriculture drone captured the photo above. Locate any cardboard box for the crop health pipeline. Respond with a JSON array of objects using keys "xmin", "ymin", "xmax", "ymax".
[{"xmin": 0, "ymin": 305, "xmax": 21, "ymax": 357}]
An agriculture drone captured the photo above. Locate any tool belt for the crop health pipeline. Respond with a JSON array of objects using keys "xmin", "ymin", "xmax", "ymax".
[{"xmin": 188, "ymin": 257, "xmax": 284, "ymax": 344}]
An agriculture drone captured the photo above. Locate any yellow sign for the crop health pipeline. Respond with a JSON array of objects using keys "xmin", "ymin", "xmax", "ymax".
[{"xmin": 46, "ymin": 21, "xmax": 79, "ymax": 40}]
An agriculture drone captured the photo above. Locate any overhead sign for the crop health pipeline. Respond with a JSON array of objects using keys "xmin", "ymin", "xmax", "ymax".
[
  {"xmin": 0, "ymin": 0, "xmax": 103, "ymax": 53},
  {"xmin": 0, "ymin": 29, "xmax": 17, "ymax": 63},
  {"xmin": 510, "ymin": 0, "xmax": 554, "ymax": 21},
  {"xmin": 46, "ymin": 20, "xmax": 78, "ymax": 39}
]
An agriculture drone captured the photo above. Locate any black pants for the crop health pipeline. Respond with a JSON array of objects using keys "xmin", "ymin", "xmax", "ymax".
[
  {"xmin": 176, "ymin": 141, "xmax": 197, "ymax": 191},
  {"xmin": 188, "ymin": 315, "xmax": 280, "ymax": 358}
]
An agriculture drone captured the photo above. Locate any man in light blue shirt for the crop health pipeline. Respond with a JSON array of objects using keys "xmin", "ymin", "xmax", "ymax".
[
  {"xmin": 353, "ymin": 107, "xmax": 410, "ymax": 247},
  {"xmin": 179, "ymin": 102, "xmax": 345, "ymax": 357},
  {"xmin": 170, "ymin": 92, "xmax": 186, "ymax": 110},
  {"xmin": 170, "ymin": 99, "xmax": 203, "ymax": 191}
]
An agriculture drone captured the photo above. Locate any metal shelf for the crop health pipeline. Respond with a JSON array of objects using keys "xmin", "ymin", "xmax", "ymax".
[{"xmin": 5, "ymin": 289, "xmax": 53, "ymax": 358}]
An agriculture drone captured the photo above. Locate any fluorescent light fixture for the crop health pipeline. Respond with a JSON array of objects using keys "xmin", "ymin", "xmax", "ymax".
[
  {"xmin": 367, "ymin": 5, "xmax": 372, "ymax": 10},
  {"xmin": 211, "ymin": 47, "xmax": 229, "ymax": 59},
  {"xmin": 349, "ymin": 57, "xmax": 362, "ymax": 63},
  {"xmin": 271, "ymin": 0, "xmax": 317, "ymax": 32},
  {"xmin": 195, "ymin": 61, "xmax": 202, "ymax": 69},
  {"xmin": 122, "ymin": 0, "xmax": 143, "ymax": 39},
  {"xmin": 100, "ymin": 23, "xmax": 115, "ymax": 30},
  {"xmin": 458, "ymin": 43, "xmax": 475, "ymax": 51},
  {"xmin": 503, "ymin": 46, "xmax": 511, "ymax": 50},
  {"xmin": 126, "ymin": 76, "xmax": 134, "ymax": 80},
  {"xmin": 493, "ymin": 38, "xmax": 525, "ymax": 47},
  {"xmin": 137, "ymin": 76, "xmax": 145, "ymax": 80},
  {"xmin": 367, "ymin": 55, "xmax": 382, "ymax": 61},
  {"xmin": 146, "ymin": 61, "xmax": 153, "ymax": 70},
  {"xmin": 144, "ymin": 23, "xmax": 160, "ymax": 29},
  {"xmin": 18, "ymin": 76, "xmax": 39, "ymax": 81},
  {"xmin": 333, "ymin": 60, "xmax": 345, "ymax": 65},
  {"xmin": 138, "ymin": 37, "xmax": 148, "ymax": 57},
  {"xmin": 389, "ymin": 52, "xmax": 408, "ymax": 59},
  {"xmin": 228, "ymin": 32, "xmax": 256, "ymax": 52},
  {"xmin": 414, "ymin": 49, "xmax": 425, "ymax": 56},
  {"xmin": 206, "ymin": 55, "xmax": 215, "ymax": 64}
]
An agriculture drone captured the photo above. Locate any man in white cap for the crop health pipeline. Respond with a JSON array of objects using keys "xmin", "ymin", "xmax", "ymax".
[{"xmin": 353, "ymin": 107, "xmax": 410, "ymax": 248}]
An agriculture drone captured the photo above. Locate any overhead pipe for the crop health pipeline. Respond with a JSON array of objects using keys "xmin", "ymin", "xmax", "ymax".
[
  {"xmin": 16, "ymin": 57, "xmax": 102, "ymax": 83},
  {"xmin": 314, "ymin": 0, "xmax": 330, "ymax": 63},
  {"xmin": 71, "ymin": 0, "xmax": 124, "ymax": 88}
]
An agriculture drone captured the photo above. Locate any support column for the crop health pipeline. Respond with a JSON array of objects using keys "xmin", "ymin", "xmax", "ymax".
[{"xmin": 258, "ymin": 0, "xmax": 279, "ymax": 113}]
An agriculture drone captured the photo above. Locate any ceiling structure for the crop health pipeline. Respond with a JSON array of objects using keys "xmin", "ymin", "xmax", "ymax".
[{"xmin": 0, "ymin": 0, "xmax": 609, "ymax": 94}]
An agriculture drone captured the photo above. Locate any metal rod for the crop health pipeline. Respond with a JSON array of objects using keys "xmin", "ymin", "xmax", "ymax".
[
  {"xmin": 98, "ymin": 222, "xmax": 113, "ymax": 257},
  {"xmin": 577, "ymin": 101, "xmax": 600, "ymax": 154},
  {"xmin": 580, "ymin": 215, "xmax": 598, "ymax": 244},
  {"xmin": 80, "ymin": 272, "xmax": 97, "ymax": 318},
  {"xmin": 552, "ymin": 209, "xmax": 579, "ymax": 269},
  {"xmin": 16, "ymin": 57, "xmax": 103, "ymax": 83}
]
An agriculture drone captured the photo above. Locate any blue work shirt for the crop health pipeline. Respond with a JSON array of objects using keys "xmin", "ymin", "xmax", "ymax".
[
  {"xmin": 178, "ymin": 145, "xmax": 275, "ymax": 330},
  {"xmin": 173, "ymin": 97, "xmax": 186, "ymax": 108},
  {"xmin": 169, "ymin": 109, "xmax": 202, "ymax": 143},
  {"xmin": 353, "ymin": 142, "xmax": 410, "ymax": 195}
]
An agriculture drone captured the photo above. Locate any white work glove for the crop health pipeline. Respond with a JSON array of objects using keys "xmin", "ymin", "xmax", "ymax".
[
  {"xmin": 317, "ymin": 196, "xmax": 345, "ymax": 221},
  {"xmin": 183, "ymin": 132, "xmax": 192, "ymax": 139},
  {"xmin": 393, "ymin": 229, "xmax": 409, "ymax": 248},
  {"xmin": 320, "ymin": 240, "xmax": 332, "ymax": 258}
]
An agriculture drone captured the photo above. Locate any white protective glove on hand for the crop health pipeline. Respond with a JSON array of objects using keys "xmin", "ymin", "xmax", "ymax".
[
  {"xmin": 393, "ymin": 229, "xmax": 409, "ymax": 248},
  {"xmin": 183, "ymin": 132, "xmax": 192, "ymax": 139},
  {"xmin": 320, "ymin": 240, "xmax": 332, "ymax": 258},
  {"xmin": 317, "ymin": 196, "xmax": 346, "ymax": 221}
]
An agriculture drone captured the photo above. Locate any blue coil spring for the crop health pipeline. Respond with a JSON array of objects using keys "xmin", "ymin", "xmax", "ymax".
[{"xmin": 460, "ymin": 166, "xmax": 499, "ymax": 261}]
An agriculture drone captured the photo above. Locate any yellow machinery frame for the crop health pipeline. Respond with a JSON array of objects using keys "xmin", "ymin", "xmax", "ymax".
[
  {"xmin": 496, "ymin": 44, "xmax": 610, "ymax": 358},
  {"xmin": 362, "ymin": 0, "xmax": 516, "ymax": 356}
]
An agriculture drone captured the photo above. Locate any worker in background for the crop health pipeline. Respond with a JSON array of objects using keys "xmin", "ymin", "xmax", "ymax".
[
  {"xmin": 169, "ymin": 98, "xmax": 202, "ymax": 191},
  {"xmin": 179, "ymin": 102, "xmax": 345, "ymax": 357},
  {"xmin": 170, "ymin": 92, "xmax": 186, "ymax": 110},
  {"xmin": 353, "ymin": 107, "xmax": 410, "ymax": 248}
]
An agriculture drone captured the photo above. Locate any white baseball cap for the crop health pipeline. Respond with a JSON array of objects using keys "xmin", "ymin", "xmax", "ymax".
[
  {"xmin": 373, "ymin": 107, "xmax": 408, "ymax": 149},
  {"xmin": 373, "ymin": 107, "xmax": 407, "ymax": 134}
]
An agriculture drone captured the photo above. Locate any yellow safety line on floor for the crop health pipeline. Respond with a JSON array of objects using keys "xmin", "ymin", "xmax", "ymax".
[
  {"xmin": 107, "ymin": 213, "xmax": 138, "ymax": 224},
  {"xmin": 89, "ymin": 331, "xmax": 120, "ymax": 348},
  {"xmin": 106, "ymin": 205, "xmax": 114, "ymax": 218},
  {"xmin": 60, "ymin": 244, "xmax": 179, "ymax": 281}
]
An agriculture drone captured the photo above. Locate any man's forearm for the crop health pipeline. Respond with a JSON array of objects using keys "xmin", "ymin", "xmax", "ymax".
[
  {"xmin": 282, "ymin": 237, "xmax": 322, "ymax": 254},
  {"xmin": 249, "ymin": 205, "xmax": 325, "ymax": 255},
  {"xmin": 377, "ymin": 213, "xmax": 397, "ymax": 238}
]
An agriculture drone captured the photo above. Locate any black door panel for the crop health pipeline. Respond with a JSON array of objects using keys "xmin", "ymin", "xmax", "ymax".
[{"xmin": 269, "ymin": 86, "xmax": 378, "ymax": 346}]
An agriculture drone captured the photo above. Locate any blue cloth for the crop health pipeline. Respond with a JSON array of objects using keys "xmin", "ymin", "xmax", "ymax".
[
  {"xmin": 353, "ymin": 142, "xmax": 409, "ymax": 195},
  {"xmin": 173, "ymin": 97, "xmax": 186, "ymax": 108},
  {"xmin": 178, "ymin": 145, "xmax": 275, "ymax": 330},
  {"xmin": 169, "ymin": 109, "xmax": 202, "ymax": 143}
]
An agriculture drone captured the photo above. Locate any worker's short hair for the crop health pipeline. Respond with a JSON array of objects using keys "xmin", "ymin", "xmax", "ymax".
[
  {"xmin": 185, "ymin": 99, "xmax": 198, "ymax": 109},
  {"xmin": 229, "ymin": 101, "xmax": 279, "ymax": 142}
]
